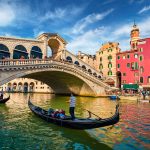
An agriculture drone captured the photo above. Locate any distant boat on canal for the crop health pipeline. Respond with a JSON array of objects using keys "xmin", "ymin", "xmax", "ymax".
[{"xmin": 0, "ymin": 95, "xmax": 10, "ymax": 103}]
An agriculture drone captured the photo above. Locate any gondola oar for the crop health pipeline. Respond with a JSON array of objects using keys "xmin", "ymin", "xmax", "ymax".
[{"xmin": 83, "ymin": 109, "xmax": 102, "ymax": 120}]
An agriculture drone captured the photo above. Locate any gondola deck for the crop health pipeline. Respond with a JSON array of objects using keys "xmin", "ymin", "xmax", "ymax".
[{"xmin": 28, "ymin": 99, "xmax": 119, "ymax": 129}]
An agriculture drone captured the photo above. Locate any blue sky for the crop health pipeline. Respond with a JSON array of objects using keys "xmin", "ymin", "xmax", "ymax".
[{"xmin": 0, "ymin": 0, "xmax": 150, "ymax": 54}]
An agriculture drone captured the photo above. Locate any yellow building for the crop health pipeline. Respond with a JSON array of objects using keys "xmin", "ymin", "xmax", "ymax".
[
  {"xmin": 96, "ymin": 42, "xmax": 120, "ymax": 87},
  {"xmin": 77, "ymin": 51, "xmax": 97, "ymax": 69}
]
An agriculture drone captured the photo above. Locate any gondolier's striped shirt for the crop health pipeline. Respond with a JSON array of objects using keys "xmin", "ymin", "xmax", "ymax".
[{"xmin": 70, "ymin": 96, "xmax": 76, "ymax": 107}]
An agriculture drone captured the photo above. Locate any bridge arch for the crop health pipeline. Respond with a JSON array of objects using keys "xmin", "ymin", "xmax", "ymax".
[
  {"xmin": 22, "ymin": 70, "xmax": 96, "ymax": 96},
  {"xmin": 30, "ymin": 46, "xmax": 43, "ymax": 59},
  {"xmin": 13, "ymin": 45, "xmax": 28, "ymax": 59},
  {"xmin": 0, "ymin": 44, "xmax": 10, "ymax": 59},
  {"xmin": 47, "ymin": 34, "xmax": 66, "ymax": 60},
  {"xmin": 24, "ymin": 82, "xmax": 28, "ymax": 92}
]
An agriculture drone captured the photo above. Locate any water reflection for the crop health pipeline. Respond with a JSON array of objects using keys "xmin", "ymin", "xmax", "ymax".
[
  {"xmin": 0, "ymin": 93, "xmax": 150, "ymax": 150},
  {"xmin": 0, "ymin": 93, "xmax": 112, "ymax": 150}
]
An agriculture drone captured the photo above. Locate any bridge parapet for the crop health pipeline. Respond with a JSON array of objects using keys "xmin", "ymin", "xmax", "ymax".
[
  {"xmin": 0, "ymin": 59, "xmax": 111, "ymax": 90},
  {"xmin": 62, "ymin": 50, "xmax": 103, "ymax": 78}
]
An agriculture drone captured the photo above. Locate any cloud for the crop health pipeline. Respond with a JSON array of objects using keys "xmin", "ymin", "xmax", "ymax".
[
  {"xmin": 113, "ymin": 24, "xmax": 131, "ymax": 37},
  {"xmin": 129, "ymin": 0, "xmax": 145, "ymax": 4},
  {"xmin": 67, "ymin": 16, "xmax": 150, "ymax": 54},
  {"xmin": 138, "ymin": 17, "xmax": 150, "ymax": 36},
  {"xmin": 0, "ymin": 3, "xmax": 15, "ymax": 27},
  {"xmin": 39, "ymin": 5, "xmax": 84, "ymax": 23},
  {"xmin": 138, "ymin": 5, "xmax": 150, "ymax": 14},
  {"xmin": 67, "ymin": 27, "xmax": 107, "ymax": 54},
  {"xmin": 71, "ymin": 9, "xmax": 114, "ymax": 34}
]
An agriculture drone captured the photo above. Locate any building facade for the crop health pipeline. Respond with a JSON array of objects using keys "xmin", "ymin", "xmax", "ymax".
[
  {"xmin": 0, "ymin": 78, "xmax": 54, "ymax": 93},
  {"xmin": 77, "ymin": 51, "xmax": 97, "ymax": 69},
  {"xmin": 96, "ymin": 42, "xmax": 120, "ymax": 87},
  {"xmin": 116, "ymin": 24, "xmax": 150, "ymax": 90}
]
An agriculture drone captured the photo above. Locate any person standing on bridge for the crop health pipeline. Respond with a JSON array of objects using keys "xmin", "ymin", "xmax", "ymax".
[{"xmin": 69, "ymin": 93, "xmax": 76, "ymax": 120}]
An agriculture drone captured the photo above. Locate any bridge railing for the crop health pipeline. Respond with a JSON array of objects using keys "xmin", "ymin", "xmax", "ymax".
[
  {"xmin": 0, "ymin": 59, "xmax": 53, "ymax": 66},
  {"xmin": 0, "ymin": 59, "xmax": 112, "ymax": 89},
  {"xmin": 0, "ymin": 58, "xmax": 105, "ymax": 81}
]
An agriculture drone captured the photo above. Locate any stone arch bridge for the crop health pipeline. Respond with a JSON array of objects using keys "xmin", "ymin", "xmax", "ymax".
[
  {"xmin": 0, "ymin": 33, "xmax": 115, "ymax": 96},
  {"xmin": 0, "ymin": 59, "xmax": 113, "ymax": 97}
]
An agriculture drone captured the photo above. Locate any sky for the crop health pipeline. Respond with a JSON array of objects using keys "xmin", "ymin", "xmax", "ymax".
[{"xmin": 0, "ymin": 0, "xmax": 150, "ymax": 55}]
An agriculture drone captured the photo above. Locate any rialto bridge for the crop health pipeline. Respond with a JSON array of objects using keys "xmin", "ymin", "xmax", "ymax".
[{"xmin": 0, "ymin": 33, "xmax": 114, "ymax": 96}]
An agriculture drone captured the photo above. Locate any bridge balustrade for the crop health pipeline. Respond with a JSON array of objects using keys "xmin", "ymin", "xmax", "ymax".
[{"xmin": 0, "ymin": 59, "xmax": 104, "ymax": 81}]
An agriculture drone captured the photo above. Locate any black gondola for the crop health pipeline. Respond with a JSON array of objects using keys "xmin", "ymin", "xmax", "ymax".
[
  {"xmin": 0, "ymin": 95, "xmax": 10, "ymax": 103},
  {"xmin": 28, "ymin": 99, "xmax": 119, "ymax": 130}
]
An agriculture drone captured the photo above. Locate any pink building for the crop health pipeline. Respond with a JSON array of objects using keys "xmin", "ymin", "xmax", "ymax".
[{"xmin": 116, "ymin": 24, "xmax": 150, "ymax": 90}]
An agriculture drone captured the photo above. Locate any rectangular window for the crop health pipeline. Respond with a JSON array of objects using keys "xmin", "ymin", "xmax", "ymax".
[
  {"xmin": 123, "ymin": 73, "xmax": 126, "ymax": 76},
  {"xmin": 134, "ymin": 72, "xmax": 139, "ymax": 77},
  {"xmin": 127, "ymin": 54, "xmax": 130, "ymax": 58},
  {"xmin": 139, "ymin": 55, "xmax": 143, "ymax": 61},
  {"xmin": 122, "ymin": 80, "xmax": 126, "ymax": 83},
  {"xmin": 131, "ymin": 62, "xmax": 134, "ymax": 70},
  {"xmin": 117, "ymin": 64, "xmax": 120, "ymax": 68},
  {"xmin": 140, "ymin": 77, "xmax": 144, "ymax": 83},
  {"xmin": 135, "ymin": 62, "xmax": 138, "ymax": 70},
  {"xmin": 127, "ymin": 63, "xmax": 130, "ymax": 68},
  {"xmin": 140, "ymin": 48, "xmax": 143, "ymax": 52},
  {"xmin": 134, "ymin": 54, "xmax": 138, "ymax": 58}
]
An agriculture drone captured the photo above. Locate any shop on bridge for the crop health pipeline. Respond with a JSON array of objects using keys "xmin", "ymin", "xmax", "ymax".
[
  {"xmin": 30, "ymin": 46, "xmax": 43, "ymax": 59},
  {"xmin": 0, "ymin": 44, "xmax": 10, "ymax": 59},
  {"xmin": 13, "ymin": 45, "xmax": 28, "ymax": 59}
]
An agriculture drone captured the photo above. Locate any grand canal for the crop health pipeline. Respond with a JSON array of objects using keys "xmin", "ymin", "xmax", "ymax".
[{"xmin": 0, "ymin": 93, "xmax": 150, "ymax": 150}]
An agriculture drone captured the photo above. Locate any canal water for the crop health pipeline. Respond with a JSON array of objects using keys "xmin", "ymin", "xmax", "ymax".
[{"xmin": 0, "ymin": 93, "xmax": 150, "ymax": 150}]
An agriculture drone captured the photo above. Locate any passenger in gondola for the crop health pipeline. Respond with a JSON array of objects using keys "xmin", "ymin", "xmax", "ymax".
[
  {"xmin": 58, "ymin": 109, "xmax": 66, "ymax": 119},
  {"xmin": 69, "ymin": 93, "xmax": 76, "ymax": 120},
  {"xmin": 48, "ymin": 108, "xmax": 54, "ymax": 116}
]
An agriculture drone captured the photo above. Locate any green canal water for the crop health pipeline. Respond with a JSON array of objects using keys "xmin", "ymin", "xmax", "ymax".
[{"xmin": 0, "ymin": 93, "xmax": 150, "ymax": 150}]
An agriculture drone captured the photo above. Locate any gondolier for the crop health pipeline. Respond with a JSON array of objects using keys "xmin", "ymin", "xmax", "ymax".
[{"xmin": 69, "ymin": 93, "xmax": 76, "ymax": 120}]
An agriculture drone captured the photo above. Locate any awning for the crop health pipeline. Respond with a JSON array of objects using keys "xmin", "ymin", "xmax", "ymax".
[{"xmin": 123, "ymin": 84, "xmax": 139, "ymax": 90}]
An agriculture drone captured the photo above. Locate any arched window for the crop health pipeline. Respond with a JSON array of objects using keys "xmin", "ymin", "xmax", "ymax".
[
  {"xmin": 82, "ymin": 65, "xmax": 86, "ymax": 70},
  {"xmin": 12, "ymin": 82, "xmax": 17, "ymax": 91},
  {"xmin": 108, "ymin": 55, "xmax": 112, "ymax": 61},
  {"xmin": 88, "ymin": 69, "xmax": 92, "ymax": 74},
  {"xmin": 93, "ymin": 72, "xmax": 97, "ymax": 77},
  {"xmin": 140, "ymin": 77, "xmax": 143, "ymax": 83},
  {"xmin": 24, "ymin": 82, "xmax": 28, "ymax": 93},
  {"xmin": 31, "ymin": 46, "xmax": 42, "ymax": 59},
  {"xmin": 66, "ymin": 56, "xmax": 72, "ymax": 63},
  {"xmin": 29, "ymin": 82, "xmax": 35, "ymax": 92},
  {"xmin": 108, "ymin": 71, "xmax": 112, "ymax": 76},
  {"xmin": 99, "ymin": 64, "xmax": 103, "ymax": 70},
  {"xmin": 98, "ymin": 75, "xmax": 101, "ymax": 79},
  {"xmin": 0, "ymin": 44, "xmax": 10, "ymax": 59},
  {"xmin": 18, "ymin": 82, "xmax": 23, "ymax": 92},
  {"xmin": 108, "ymin": 63, "xmax": 112, "ymax": 68},
  {"xmin": 140, "ymin": 66, "xmax": 144, "ymax": 73},
  {"xmin": 13, "ymin": 45, "xmax": 28, "ymax": 59},
  {"xmin": 139, "ymin": 55, "xmax": 143, "ymax": 61},
  {"xmin": 74, "ymin": 61, "xmax": 80, "ymax": 66}
]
